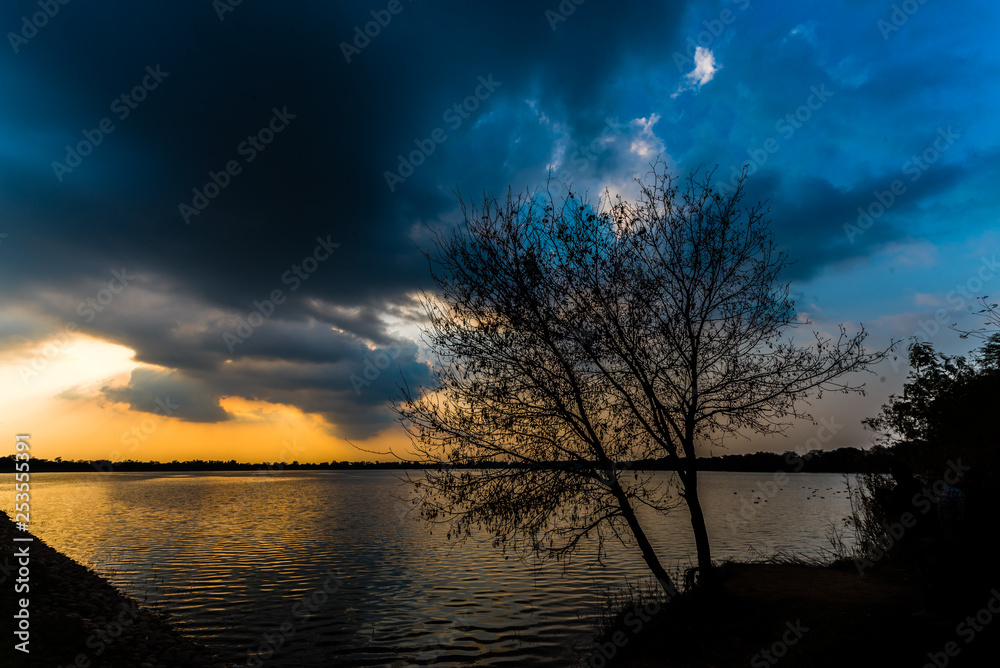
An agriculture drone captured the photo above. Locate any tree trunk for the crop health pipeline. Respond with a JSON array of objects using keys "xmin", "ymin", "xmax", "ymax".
[
  {"xmin": 610, "ymin": 482, "xmax": 679, "ymax": 598},
  {"xmin": 681, "ymin": 467, "xmax": 713, "ymax": 580}
]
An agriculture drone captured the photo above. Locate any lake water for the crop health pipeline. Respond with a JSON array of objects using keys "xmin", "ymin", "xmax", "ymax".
[{"xmin": 1, "ymin": 470, "xmax": 856, "ymax": 666}]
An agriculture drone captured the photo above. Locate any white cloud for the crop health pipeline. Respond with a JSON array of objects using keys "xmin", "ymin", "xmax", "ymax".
[
  {"xmin": 914, "ymin": 292, "xmax": 945, "ymax": 307},
  {"xmin": 673, "ymin": 47, "xmax": 719, "ymax": 97},
  {"xmin": 688, "ymin": 46, "xmax": 719, "ymax": 86},
  {"xmin": 629, "ymin": 114, "xmax": 664, "ymax": 157}
]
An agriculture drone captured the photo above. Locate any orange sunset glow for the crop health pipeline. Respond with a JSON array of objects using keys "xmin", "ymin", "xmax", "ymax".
[{"xmin": 1, "ymin": 334, "xmax": 407, "ymax": 463}]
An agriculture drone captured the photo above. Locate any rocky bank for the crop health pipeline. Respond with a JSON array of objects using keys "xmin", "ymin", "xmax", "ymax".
[{"xmin": 1, "ymin": 510, "xmax": 228, "ymax": 667}]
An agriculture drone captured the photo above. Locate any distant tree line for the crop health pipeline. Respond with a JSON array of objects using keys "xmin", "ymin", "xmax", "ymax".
[
  {"xmin": 0, "ymin": 447, "xmax": 896, "ymax": 474},
  {"xmin": 647, "ymin": 446, "xmax": 894, "ymax": 473},
  {"xmin": 0, "ymin": 457, "xmax": 426, "ymax": 473}
]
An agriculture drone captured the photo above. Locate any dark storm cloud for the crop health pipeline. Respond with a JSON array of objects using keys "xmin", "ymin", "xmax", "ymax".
[
  {"xmin": 1, "ymin": 0, "xmax": 694, "ymax": 299},
  {"xmin": 101, "ymin": 367, "xmax": 230, "ymax": 423},
  {"xmin": 101, "ymin": 334, "xmax": 430, "ymax": 440},
  {"xmin": 740, "ymin": 158, "xmax": 971, "ymax": 282},
  {"xmin": 3, "ymin": 1, "xmax": 697, "ymax": 436},
  {"xmin": 4, "ymin": 0, "xmax": 997, "ymax": 440}
]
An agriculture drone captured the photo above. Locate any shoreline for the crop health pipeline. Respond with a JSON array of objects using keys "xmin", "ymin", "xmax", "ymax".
[
  {"xmin": 603, "ymin": 560, "xmax": 1000, "ymax": 667},
  {"xmin": 0, "ymin": 510, "xmax": 227, "ymax": 667}
]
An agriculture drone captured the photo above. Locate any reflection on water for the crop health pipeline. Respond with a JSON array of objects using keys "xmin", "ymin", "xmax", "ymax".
[{"xmin": 1, "ymin": 470, "xmax": 855, "ymax": 666}]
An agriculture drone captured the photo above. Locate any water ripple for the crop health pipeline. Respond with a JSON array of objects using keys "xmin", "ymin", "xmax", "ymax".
[{"xmin": 1, "ymin": 470, "xmax": 855, "ymax": 666}]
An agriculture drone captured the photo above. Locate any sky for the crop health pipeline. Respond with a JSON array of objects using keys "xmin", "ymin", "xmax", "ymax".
[{"xmin": 1, "ymin": 0, "xmax": 998, "ymax": 463}]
